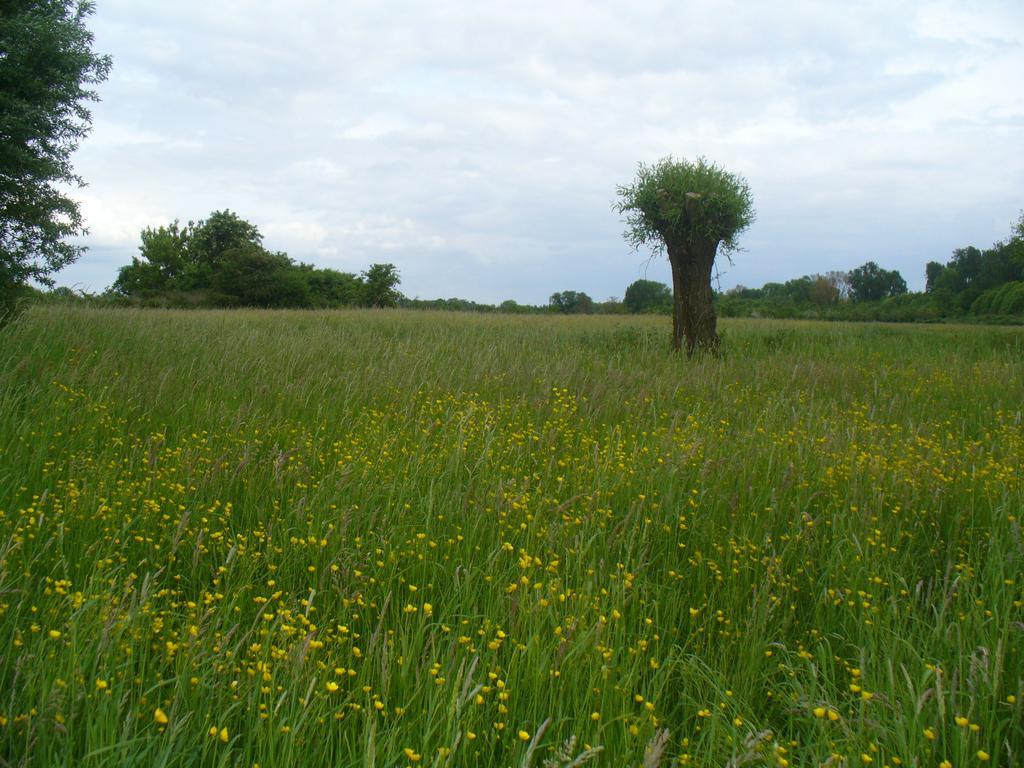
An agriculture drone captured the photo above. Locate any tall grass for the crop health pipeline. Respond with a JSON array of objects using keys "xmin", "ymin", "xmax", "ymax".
[{"xmin": 1, "ymin": 306, "xmax": 1022, "ymax": 767}]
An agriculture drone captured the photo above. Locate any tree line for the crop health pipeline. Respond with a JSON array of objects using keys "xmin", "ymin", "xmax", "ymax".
[
  {"xmin": 111, "ymin": 210, "xmax": 401, "ymax": 309},
  {"xmin": 926, "ymin": 224, "xmax": 1024, "ymax": 316},
  {"xmin": 469, "ymin": 212, "xmax": 1024, "ymax": 323},
  {"xmin": 714, "ymin": 214, "xmax": 1023, "ymax": 323},
  {"xmin": 2, "ymin": 4, "xmax": 1020, "ymax": 333},
  {"xmin": 23, "ymin": 207, "xmax": 1024, "ymax": 327}
]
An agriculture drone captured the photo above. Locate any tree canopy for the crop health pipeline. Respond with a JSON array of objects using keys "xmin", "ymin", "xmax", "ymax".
[
  {"xmin": 924, "ymin": 212, "xmax": 1024, "ymax": 315},
  {"xmin": 623, "ymin": 279, "xmax": 671, "ymax": 314},
  {"xmin": 362, "ymin": 263, "xmax": 402, "ymax": 308},
  {"xmin": 617, "ymin": 156, "xmax": 754, "ymax": 257},
  {"xmin": 847, "ymin": 261, "xmax": 908, "ymax": 302},
  {"xmin": 549, "ymin": 290, "xmax": 594, "ymax": 314},
  {"xmin": 0, "ymin": 0, "xmax": 111, "ymax": 309}
]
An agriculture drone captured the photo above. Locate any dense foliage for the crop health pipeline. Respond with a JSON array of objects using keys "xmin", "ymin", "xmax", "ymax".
[
  {"xmin": 716, "ymin": 215, "xmax": 1024, "ymax": 323},
  {"xmin": 111, "ymin": 211, "xmax": 400, "ymax": 308},
  {"xmin": 615, "ymin": 157, "xmax": 755, "ymax": 257},
  {"xmin": 623, "ymin": 279, "xmax": 672, "ymax": 314},
  {"xmin": 0, "ymin": 0, "xmax": 110, "ymax": 312},
  {"xmin": 549, "ymin": 290, "xmax": 595, "ymax": 314},
  {"xmin": 848, "ymin": 261, "xmax": 908, "ymax": 302},
  {"xmin": 926, "ymin": 212, "xmax": 1024, "ymax": 316}
]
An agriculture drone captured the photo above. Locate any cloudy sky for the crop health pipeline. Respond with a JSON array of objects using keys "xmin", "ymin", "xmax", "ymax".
[{"xmin": 60, "ymin": 0, "xmax": 1023, "ymax": 303}]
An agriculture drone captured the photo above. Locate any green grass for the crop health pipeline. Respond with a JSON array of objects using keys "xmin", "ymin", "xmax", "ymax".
[{"xmin": 1, "ymin": 306, "xmax": 1022, "ymax": 767}]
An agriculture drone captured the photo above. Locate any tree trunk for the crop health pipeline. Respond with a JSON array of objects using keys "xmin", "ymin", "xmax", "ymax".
[
  {"xmin": 670, "ymin": 262, "xmax": 684, "ymax": 352},
  {"xmin": 668, "ymin": 238, "xmax": 719, "ymax": 357}
]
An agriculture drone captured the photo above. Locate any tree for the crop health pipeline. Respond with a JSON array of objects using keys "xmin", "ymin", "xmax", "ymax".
[
  {"xmin": 0, "ymin": 1, "xmax": 111, "ymax": 309},
  {"xmin": 112, "ymin": 211, "xmax": 266, "ymax": 296},
  {"xmin": 1006, "ymin": 211, "xmax": 1024, "ymax": 274},
  {"xmin": 825, "ymin": 271, "xmax": 850, "ymax": 300},
  {"xmin": 925, "ymin": 261, "xmax": 944, "ymax": 293},
  {"xmin": 549, "ymin": 290, "xmax": 594, "ymax": 314},
  {"xmin": 181, "ymin": 210, "xmax": 263, "ymax": 289},
  {"xmin": 623, "ymin": 279, "xmax": 671, "ymax": 314},
  {"xmin": 596, "ymin": 296, "xmax": 627, "ymax": 314},
  {"xmin": 301, "ymin": 265, "xmax": 363, "ymax": 307},
  {"xmin": 210, "ymin": 246, "xmax": 310, "ymax": 307},
  {"xmin": 921, "ymin": 214, "xmax": 1024, "ymax": 316},
  {"xmin": 808, "ymin": 275, "xmax": 840, "ymax": 306},
  {"xmin": 361, "ymin": 263, "xmax": 401, "ymax": 307},
  {"xmin": 725, "ymin": 285, "xmax": 763, "ymax": 299},
  {"xmin": 616, "ymin": 156, "xmax": 754, "ymax": 355},
  {"xmin": 782, "ymin": 275, "xmax": 813, "ymax": 303},
  {"xmin": 111, "ymin": 211, "xmax": 403, "ymax": 309},
  {"xmin": 112, "ymin": 221, "xmax": 190, "ymax": 295},
  {"xmin": 848, "ymin": 261, "xmax": 907, "ymax": 302}
]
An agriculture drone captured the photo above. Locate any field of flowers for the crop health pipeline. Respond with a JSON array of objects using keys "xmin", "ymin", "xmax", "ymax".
[{"xmin": 1, "ymin": 306, "xmax": 1022, "ymax": 767}]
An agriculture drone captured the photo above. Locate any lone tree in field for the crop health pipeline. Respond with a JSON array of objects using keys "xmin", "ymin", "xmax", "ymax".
[{"xmin": 616, "ymin": 157, "xmax": 754, "ymax": 355}]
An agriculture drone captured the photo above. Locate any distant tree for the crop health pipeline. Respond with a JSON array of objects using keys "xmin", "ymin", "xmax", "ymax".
[
  {"xmin": 1012, "ymin": 211, "xmax": 1024, "ymax": 263},
  {"xmin": 361, "ymin": 263, "xmax": 401, "ymax": 307},
  {"xmin": 183, "ymin": 210, "xmax": 264, "ymax": 288},
  {"xmin": 112, "ymin": 221, "xmax": 191, "ymax": 295},
  {"xmin": 808, "ymin": 274, "xmax": 840, "ymax": 306},
  {"xmin": 888, "ymin": 270, "xmax": 908, "ymax": 298},
  {"xmin": 782, "ymin": 275, "xmax": 813, "ymax": 303},
  {"xmin": 210, "ymin": 246, "xmax": 310, "ymax": 307},
  {"xmin": 111, "ymin": 255, "xmax": 163, "ymax": 297},
  {"xmin": 549, "ymin": 290, "xmax": 594, "ymax": 314},
  {"xmin": 113, "ymin": 213, "xmax": 405, "ymax": 309},
  {"xmin": 950, "ymin": 246, "xmax": 984, "ymax": 286},
  {"xmin": 597, "ymin": 296, "xmax": 628, "ymax": 314},
  {"xmin": 575, "ymin": 293, "xmax": 594, "ymax": 313},
  {"xmin": 971, "ymin": 281, "xmax": 1024, "ymax": 316},
  {"xmin": 301, "ymin": 265, "xmax": 363, "ymax": 307},
  {"xmin": 923, "ymin": 214, "xmax": 1024, "ymax": 315},
  {"xmin": 499, "ymin": 299, "xmax": 522, "ymax": 314},
  {"xmin": 848, "ymin": 261, "xmax": 907, "ymax": 302},
  {"xmin": 999, "ymin": 282, "xmax": 1024, "ymax": 314},
  {"xmin": 825, "ymin": 271, "xmax": 851, "ymax": 300},
  {"xmin": 623, "ymin": 279, "xmax": 672, "ymax": 314},
  {"xmin": 616, "ymin": 156, "xmax": 754, "ymax": 355},
  {"xmin": 725, "ymin": 285, "xmax": 762, "ymax": 299},
  {"xmin": 112, "ymin": 211, "xmax": 267, "ymax": 295},
  {"xmin": 0, "ymin": 0, "xmax": 111, "ymax": 311},
  {"xmin": 924, "ymin": 261, "xmax": 944, "ymax": 293}
]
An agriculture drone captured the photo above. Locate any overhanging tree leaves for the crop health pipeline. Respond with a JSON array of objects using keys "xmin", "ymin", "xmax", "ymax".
[
  {"xmin": 616, "ymin": 156, "xmax": 754, "ymax": 355},
  {"xmin": 0, "ymin": 0, "xmax": 111, "ymax": 307}
]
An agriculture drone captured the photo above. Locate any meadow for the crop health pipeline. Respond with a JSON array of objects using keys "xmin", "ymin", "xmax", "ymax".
[{"xmin": 0, "ymin": 306, "xmax": 1022, "ymax": 767}]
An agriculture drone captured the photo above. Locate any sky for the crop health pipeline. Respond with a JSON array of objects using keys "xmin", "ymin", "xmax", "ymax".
[{"xmin": 58, "ymin": 0, "xmax": 1024, "ymax": 303}]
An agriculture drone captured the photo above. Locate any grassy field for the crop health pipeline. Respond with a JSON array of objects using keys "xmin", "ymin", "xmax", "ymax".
[{"xmin": 1, "ymin": 306, "xmax": 1022, "ymax": 767}]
